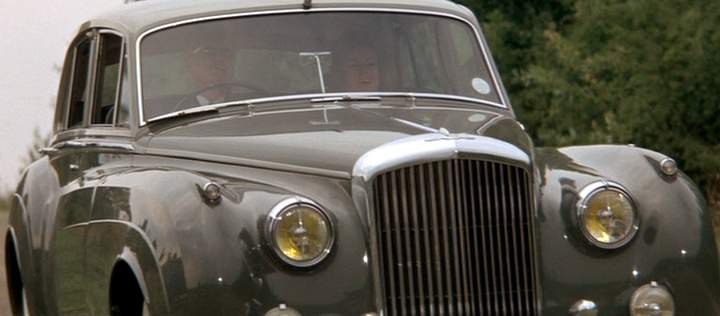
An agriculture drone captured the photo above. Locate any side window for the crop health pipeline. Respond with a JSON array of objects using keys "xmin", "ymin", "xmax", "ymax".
[
  {"xmin": 67, "ymin": 37, "xmax": 92, "ymax": 128},
  {"xmin": 91, "ymin": 33, "xmax": 124, "ymax": 125}
]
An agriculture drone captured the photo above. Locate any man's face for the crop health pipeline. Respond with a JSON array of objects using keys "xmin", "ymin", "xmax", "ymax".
[
  {"xmin": 342, "ymin": 46, "xmax": 379, "ymax": 92},
  {"xmin": 188, "ymin": 48, "xmax": 233, "ymax": 87}
]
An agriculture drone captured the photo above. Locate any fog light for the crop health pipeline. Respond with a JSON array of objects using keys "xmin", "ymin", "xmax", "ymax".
[
  {"xmin": 630, "ymin": 282, "xmax": 674, "ymax": 316},
  {"xmin": 265, "ymin": 304, "xmax": 301, "ymax": 316}
]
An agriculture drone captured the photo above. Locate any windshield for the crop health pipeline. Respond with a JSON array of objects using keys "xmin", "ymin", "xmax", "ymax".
[{"xmin": 140, "ymin": 12, "xmax": 503, "ymax": 121}]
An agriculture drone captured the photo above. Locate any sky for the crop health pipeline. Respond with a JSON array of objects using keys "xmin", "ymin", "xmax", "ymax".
[{"xmin": 0, "ymin": 0, "xmax": 123, "ymax": 194}]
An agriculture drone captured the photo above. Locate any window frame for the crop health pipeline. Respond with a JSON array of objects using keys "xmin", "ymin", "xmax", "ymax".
[
  {"xmin": 64, "ymin": 30, "xmax": 96, "ymax": 130},
  {"xmin": 60, "ymin": 28, "xmax": 129, "ymax": 132},
  {"xmin": 90, "ymin": 29, "xmax": 127, "ymax": 128},
  {"xmin": 53, "ymin": 27, "xmax": 133, "ymax": 146}
]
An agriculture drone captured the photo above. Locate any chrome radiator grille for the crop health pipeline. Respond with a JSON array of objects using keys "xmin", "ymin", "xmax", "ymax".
[{"xmin": 371, "ymin": 159, "xmax": 537, "ymax": 316}]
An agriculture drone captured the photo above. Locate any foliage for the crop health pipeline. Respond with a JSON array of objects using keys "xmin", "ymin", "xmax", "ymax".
[
  {"xmin": 17, "ymin": 128, "xmax": 50, "ymax": 176},
  {"xmin": 8, "ymin": 127, "xmax": 51, "ymax": 209},
  {"xmin": 464, "ymin": 0, "xmax": 720, "ymax": 201},
  {"xmin": 0, "ymin": 193, "xmax": 8, "ymax": 211}
]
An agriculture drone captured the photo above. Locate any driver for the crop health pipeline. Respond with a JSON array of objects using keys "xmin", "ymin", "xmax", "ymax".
[{"xmin": 187, "ymin": 45, "xmax": 235, "ymax": 106}]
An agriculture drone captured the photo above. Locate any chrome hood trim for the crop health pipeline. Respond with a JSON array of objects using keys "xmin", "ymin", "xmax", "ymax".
[{"xmin": 352, "ymin": 131, "xmax": 531, "ymax": 181}]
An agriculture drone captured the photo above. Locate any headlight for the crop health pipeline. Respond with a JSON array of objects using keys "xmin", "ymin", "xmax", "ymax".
[
  {"xmin": 266, "ymin": 197, "xmax": 334, "ymax": 267},
  {"xmin": 630, "ymin": 282, "xmax": 675, "ymax": 316},
  {"xmin": 577, "ymin": 180, "xmax": 638, "ymax": 249}
]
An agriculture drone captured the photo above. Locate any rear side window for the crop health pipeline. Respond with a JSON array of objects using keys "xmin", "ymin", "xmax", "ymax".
[
  {"xmin": 92, "ymin": 33, "xmax": 124, "ymax": 125},
  {"xmin": 67, "ymin": 38, "xmax": 92, "ymax": 128}
]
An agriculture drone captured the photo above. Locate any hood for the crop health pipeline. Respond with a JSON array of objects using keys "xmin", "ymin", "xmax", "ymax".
[{"xmin": 145, "ymin": 102, "xmax": 533, "ymax": 177}]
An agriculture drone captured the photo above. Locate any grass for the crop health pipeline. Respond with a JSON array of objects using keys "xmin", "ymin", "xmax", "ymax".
[{"xmin": 0, "ymin": 194, "xmax": 9, "ymax": 213}]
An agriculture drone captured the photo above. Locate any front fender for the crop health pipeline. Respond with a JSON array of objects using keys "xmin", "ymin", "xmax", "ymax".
[
  {"xmin": 534, "ymin": 145, "xmax": 720, "ymax": 315},
  {"xmin": 92, "ymin": 156, "xmax": 375, "ymax": 316}
]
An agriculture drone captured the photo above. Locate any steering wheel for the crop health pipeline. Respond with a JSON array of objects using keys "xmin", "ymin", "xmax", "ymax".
[{"xmin": 173, "ymin": 81, "xmax": 269, "ymax": 112}]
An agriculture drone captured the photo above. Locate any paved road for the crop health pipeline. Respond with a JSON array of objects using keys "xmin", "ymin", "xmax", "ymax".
[{"xmin": 0, "ymin": 209, "xmax": 9, "ymax": 313}]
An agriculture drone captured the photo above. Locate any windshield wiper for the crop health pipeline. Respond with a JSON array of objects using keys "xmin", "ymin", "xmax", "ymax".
[
  {"xmin": 310, "ymin": 95, "xmax": 382, "ymax": 103},
  {"xmin": 146, "ymin": 100, "xmax": 253, "ymax": 124}
]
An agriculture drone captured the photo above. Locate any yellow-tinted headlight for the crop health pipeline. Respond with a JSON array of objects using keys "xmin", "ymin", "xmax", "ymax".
[
  {"xmin": 267, "ymin": 197, "xmax": 334, "ymax": 267},
  {"xmin": 578, "ymin": 181, "xmax": 638, "ymax": 249}
]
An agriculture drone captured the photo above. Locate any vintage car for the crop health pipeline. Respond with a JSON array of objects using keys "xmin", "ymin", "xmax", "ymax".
[{"xmin": 5, "ymin": 0, "xmax": 720, "ymax": 315}]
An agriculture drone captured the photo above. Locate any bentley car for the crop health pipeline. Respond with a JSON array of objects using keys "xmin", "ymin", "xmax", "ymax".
[{"xmin": 6, "ymin": 0, "xmax": 720, "ymax": 315}]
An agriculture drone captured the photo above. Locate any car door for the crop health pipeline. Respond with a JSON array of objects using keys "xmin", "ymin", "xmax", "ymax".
[
  {"xmin": 43, "ymin": 28, "xmax": 129, "ymax": 315},
  {"xmin": 79, "ymin": 29, "xmax": 139, "ymax": 315}
]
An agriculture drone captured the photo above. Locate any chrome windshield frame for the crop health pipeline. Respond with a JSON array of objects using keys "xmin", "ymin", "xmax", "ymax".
[{"xmin": 136, "ymin": 7, "xmax": 509, "ymax": 126}]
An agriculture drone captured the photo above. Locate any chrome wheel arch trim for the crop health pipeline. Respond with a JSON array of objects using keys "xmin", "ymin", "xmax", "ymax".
[
  {"xmin": 6, "ymin": 226, "xmax": 21, "ymax": 272},
  {"xmin": 115, "ymin": 249, "xmax": 151, "ymax": 307},
  {"xmin": 352, "ymin": 132, "xmax": 530, "ymax": 181},
  {"xmin": 135, "ymin": 7, "xmax": 508, "ymax": 126},
  {"xmin": 6, "ymin": 225, "xmax": 29, "ymax": 316},
  {"xmin": 11, "ymin": 194, "xmax": 33, "ymax": 275},
  {"xmin": 21, "ymin": 287, "xmax": 30, "ymax": 316}
]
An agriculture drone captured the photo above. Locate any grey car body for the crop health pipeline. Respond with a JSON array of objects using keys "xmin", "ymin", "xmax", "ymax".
[{"xmin": 5, "ymin": 0, "xmax": 720, "ymax": 315}]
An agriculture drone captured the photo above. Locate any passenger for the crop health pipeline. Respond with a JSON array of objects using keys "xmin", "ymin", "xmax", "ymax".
[{"xmin": 336, "ymin": 44, "xmax": 380, "ymax": 92}]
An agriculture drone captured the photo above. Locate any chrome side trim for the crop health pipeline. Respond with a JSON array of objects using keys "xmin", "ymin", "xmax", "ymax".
[
  {"xmin": 53, "ymin": 140, "xmax": 136, "ymax": 152},
  {"xmin": 353, "ymin": 132, "xmax": 530, "ymax": 181},
  {"xmin": 136, "ymin": 7, "xmax": 508, "ymax": 126}
]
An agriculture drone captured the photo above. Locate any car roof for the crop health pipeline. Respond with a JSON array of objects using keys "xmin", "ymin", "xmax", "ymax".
[{"xmin": 92, "ymin": 0, "xmax": 476, "ymax": 36}]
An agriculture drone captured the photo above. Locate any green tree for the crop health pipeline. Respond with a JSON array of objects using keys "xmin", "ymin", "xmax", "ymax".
[
  {"xmin": 0, "ymin": 192, "xmax": 9, "ymax": 211},
  {"xmin": 460, "ymin": 0, "xmax": 576, "ymax": 106},
  {"xmin": 468, "ymin": 0, "xmax": 719, "ymax": 211},
  {"xmin": 524, "ymin": 0, "xmax": 718, "ymax": 184},
  {"xmin": 17, "ymin": 128, "xmax": 50, "ymax": 176}
]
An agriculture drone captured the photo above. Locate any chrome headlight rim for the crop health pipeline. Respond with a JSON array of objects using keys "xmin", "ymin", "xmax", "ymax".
[
  {"xmin": 577, "ymin": 180, "xmax": 639, "ymax": 250},
  {"xmin": 265, "ymin": 196, "xmax": 335, "ymax": 268}
]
